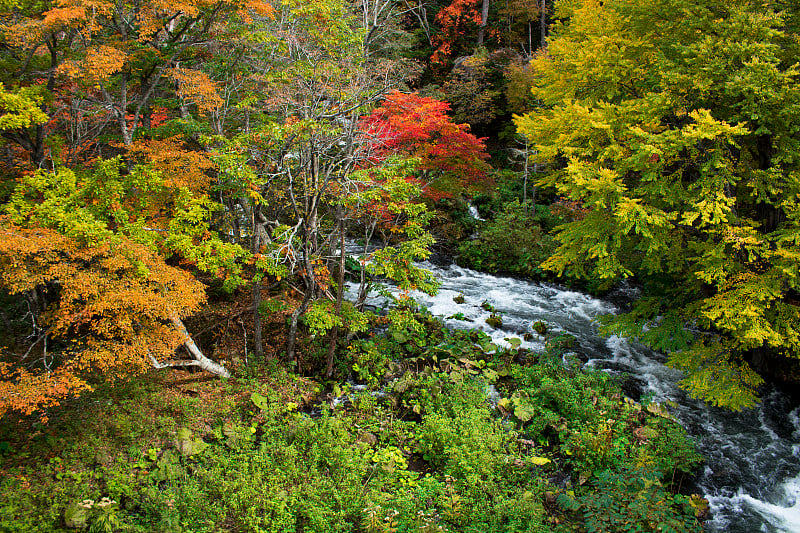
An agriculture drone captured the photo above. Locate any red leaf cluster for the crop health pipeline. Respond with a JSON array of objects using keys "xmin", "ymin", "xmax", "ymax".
[
  {"xmin": 431, "ymin": 0, "xmax": 483, "ymax": 65},
  {"xmin": 359, "ymin": 91, "xmax": 490, "ymax": 199}
]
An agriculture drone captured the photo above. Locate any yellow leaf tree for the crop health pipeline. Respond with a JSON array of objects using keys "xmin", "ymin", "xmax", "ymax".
[{"xmin": 516, "ymin": 0, "xmax": 800, "ymax": 409}]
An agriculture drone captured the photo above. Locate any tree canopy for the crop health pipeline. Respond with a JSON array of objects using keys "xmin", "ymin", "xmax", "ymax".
[
  {"xmin": 516, "ymin": 0, "xmax": 800, "ymax": 409},
  {"xmin": 3, "ymin": 0, "xmax": 799, "ymax": 417},
  {"xmin": 0, "ymin": 0, "xmax": 442, "ymax": 416}
]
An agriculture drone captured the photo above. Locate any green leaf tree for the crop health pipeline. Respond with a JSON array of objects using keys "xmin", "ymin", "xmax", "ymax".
[
  {"xmin": 209, "ymin": 0, "xmax": 432, "ymax": 369},
  {"xmin": 516, "ymin": 0, "xmax": 800, "ymax": 409}
]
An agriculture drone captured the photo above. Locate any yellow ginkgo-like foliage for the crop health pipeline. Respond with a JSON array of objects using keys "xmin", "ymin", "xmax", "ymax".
[{"xmin": 515, "ymin": 0, "xmax": 800, "ymax": 409}]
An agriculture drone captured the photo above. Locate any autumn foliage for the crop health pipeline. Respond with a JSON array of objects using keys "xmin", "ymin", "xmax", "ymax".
[
  {"xmin": 0, "ymin": 0, "xmax": 500, "ymax": 419},
  {"xmin": 360, "ymin": 91, "xmax": 490, "ymax": 199},
  {"xmin": 0, "ymin": 224, "xmax": 206, "ymax": 418},
  {"xmin": 431, "ymin": 0, "xmax": 483, "ymax": 64},
  {"xmin": 0, "ymin": 154, "xmax": 245, "ymax": 418}
]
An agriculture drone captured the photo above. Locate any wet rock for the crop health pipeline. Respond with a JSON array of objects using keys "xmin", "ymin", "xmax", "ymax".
[
  {"xmin": 618, "ymin": 375, "xmax": 646, "ymax": 401},
  {"xmin": 563, "ymin": 350, "xmax": 590, "ymax": 365},
  {"xmin": 486, "ymin": 313, "xmax": 503, "ymax": 328},
  {"xmin": 547, "ymin": 471, "xmax": 571, "ymax": 489}
]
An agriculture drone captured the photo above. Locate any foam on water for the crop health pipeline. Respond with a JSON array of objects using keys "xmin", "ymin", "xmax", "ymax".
[
  {"xmin": 790, "ymin": 407, "xmax": 800, "ymax": 436},
  {"xmin": 707, "ymin": 474, "xmax": 800, "ymax": 533},
  {"xmin": 745, "ymin": 480, "xmax": 800, "ymax": 532},
  {"xmin": 467, "ymin": 203, "xmax": 485, "ymax": 221}
]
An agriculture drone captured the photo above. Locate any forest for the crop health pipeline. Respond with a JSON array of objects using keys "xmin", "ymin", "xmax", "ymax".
[{"xmin": 1, "ymin": 0, "xmax": 799, "ymax": 531}]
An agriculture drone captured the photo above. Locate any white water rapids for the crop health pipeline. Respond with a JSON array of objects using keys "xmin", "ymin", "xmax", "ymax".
[{"xmin": 349, "ymin": 258, "xmax": 800, "ymax": 532}]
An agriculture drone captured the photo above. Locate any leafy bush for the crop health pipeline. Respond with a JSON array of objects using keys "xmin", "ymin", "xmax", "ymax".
[
  {"xmin": 507, "ymin": 361, "xmax": 702, "ymax": 480},
  {"xmin": 557, "ymin": 467, "xmax": 702, "ymax": 533},
  {"xmin": 458, "ymin": 200, "xmax": 557, "ymax": 277},
  {"xmin": 417, "ymin": 389, "xmax": 511, "ymax": 484}
]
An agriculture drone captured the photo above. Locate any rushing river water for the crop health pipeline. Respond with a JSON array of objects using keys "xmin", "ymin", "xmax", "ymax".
[{"xmin": 354, "ymin": 258, "xmax": 800, "ymax": 532}]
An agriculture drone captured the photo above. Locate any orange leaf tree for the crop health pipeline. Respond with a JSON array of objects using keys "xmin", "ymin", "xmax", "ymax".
[
  {"xmin": 0, "ymin": 158, "xmax": 246, "ymax": 419},
  {"xmin": 0, "ymin": 0, "xmax": 275, "ymax": 167}
]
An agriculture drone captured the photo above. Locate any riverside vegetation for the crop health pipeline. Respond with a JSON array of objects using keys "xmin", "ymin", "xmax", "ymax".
[{"xmin": 0, "ymin": 306, "xmax": 705, "ymax": 532}]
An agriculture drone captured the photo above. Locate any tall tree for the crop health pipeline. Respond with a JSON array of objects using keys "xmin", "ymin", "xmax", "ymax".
[
  {"xmin": 211, "ymin": 0, "xmax": 421, "ymax": 364},
  {"xmin": 476, "ymin": 0, "xmax": 490, "ymax": 45},
  {"xmin": 516, "ymin": 0, "xmax": 800, "ymax": 409},
  {"xmin": 498, "ymin": 0, "xmax": 543, "ymax": 55}
]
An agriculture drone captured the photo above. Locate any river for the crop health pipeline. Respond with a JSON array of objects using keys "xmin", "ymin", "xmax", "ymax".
[{"xmin": 355, "ymin": 258, "xmax": 800, "ymax": 532}]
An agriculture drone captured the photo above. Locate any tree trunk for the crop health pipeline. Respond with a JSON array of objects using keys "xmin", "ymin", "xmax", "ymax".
[
  {"xmin": 477, "ymin": 0, "xmax": 491, "ymax": 45},
  {"xmin": 540, "ymin": 0, "xmax": 547, "ymax": 49},
  {"xmin": 355, "ymin": 222, "xmax": 376, "ymax": 311},
  {"xmin": 163, "ymin": 313, "xmax": 231, "ymax": 378},
  {"xmin": 326, "ymin": 215, "xmax": 346, "ymax": 378},
  {"xmin": 528, "ymin": 21, "xmax": 532, "ymax": 57},
  {"xmin": 252, "ymin": 205, "xmax": 266, "ymax": 361},
  {"xmin": 286, "ymin": 225, "xmax": 317, "ymax": 362},
  {"xmin": 409, "ymin": 1, "xmax": 433, "ymax": 46},
  {"xmin": 252, "ymin": 279, "xmax": 263, "ymax": 361},
  {"xmin": 286, "ymin": 290, "xmax": 313, "ymax": 362},
  {"xmin": 531, "ymin": 161, "xmax": 538, "ymax": 215}
]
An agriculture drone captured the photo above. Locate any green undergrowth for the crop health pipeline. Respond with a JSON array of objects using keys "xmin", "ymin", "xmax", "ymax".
[
  {"xmin": 457, "ymin": 200, "xmax": 559, "ymax": 280},
  {"xmin": 0, "ymin": 314, "xmax": 705, "ymax": 532},
  {"xmin": 454, "ymin": 198, "xmax": 615, "ymax": 295}
]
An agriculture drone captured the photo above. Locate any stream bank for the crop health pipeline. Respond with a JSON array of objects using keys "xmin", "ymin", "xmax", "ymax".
[{"xmin": 361, "ymin": 259, "xmax": 800, "ymax": 533}]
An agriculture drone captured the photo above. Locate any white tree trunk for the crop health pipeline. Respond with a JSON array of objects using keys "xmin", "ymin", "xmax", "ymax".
[
  {"xmin": 477, "ymin": 0, "xmax": 490, "ymax": 45},
  {"xmin": 150, "ymin": 313, "xmax": 231, "ymax": 378}
]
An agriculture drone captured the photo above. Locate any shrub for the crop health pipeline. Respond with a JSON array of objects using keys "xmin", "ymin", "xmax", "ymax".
[
  {"xmin": 557, "ymin": 467, "xmax": 702, "ymax": 533},
  {"xmin": 458, "ymin": 200, "xmax": 557, "ymax": 277}
]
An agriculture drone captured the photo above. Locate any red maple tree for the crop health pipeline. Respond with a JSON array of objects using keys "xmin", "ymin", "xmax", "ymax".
[
  {"xmin": 360, "ymin": 91, "xmax": 491, "ymax": 200},
  {"xmin": 431, "ymin": 0, "xmax": 487, "ymax": 65}
]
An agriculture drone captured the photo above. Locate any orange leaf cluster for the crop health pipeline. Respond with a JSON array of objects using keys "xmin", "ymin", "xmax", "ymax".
[
  {"xmin": 125, "ymin": 137, "xmax": 214, "ymax": 193},
  {"xmin": 169, "ymin": 68, "xmax": 224, "ymax": 114},
  {"xmin": 57, "ymin": 45, "xmax": 127, "ymax": 85},
  {"xmin": 312, "ymin": 261, "xmax": 331, "ymax": 291},
  {"xmin": 0, "ymin": 362, "xmax": 91, "ymax": 421},
  {"xmin": 431, "ymin": 0, "xmax": 483, "ymax": 65},
  {"xmin": 0, "ymin": 221, "xmax": 206, "ymax": 417},
  {"xmin": 6, "ymin": 4, "xmax": 90, "ymax": 48}
]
